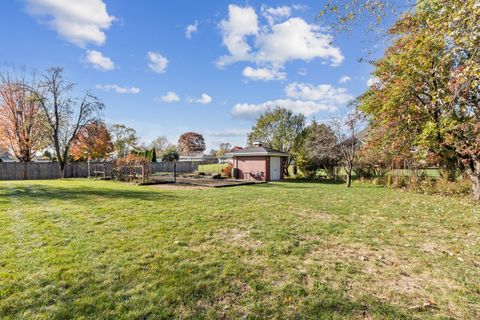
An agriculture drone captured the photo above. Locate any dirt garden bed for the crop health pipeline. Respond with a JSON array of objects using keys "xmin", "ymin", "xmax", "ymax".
[{"xmin": 146, "ymin": 173, "xmax": 266, "ymax": 188}]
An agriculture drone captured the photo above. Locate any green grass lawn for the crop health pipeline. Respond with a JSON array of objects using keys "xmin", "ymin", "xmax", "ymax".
[
  {"xmin": 0, "ymin": 179, "xmax": 479, "ymax": 319},
  {"xmin": 197, "ymin": 163, "xmax": 230, "ymax": 174}
]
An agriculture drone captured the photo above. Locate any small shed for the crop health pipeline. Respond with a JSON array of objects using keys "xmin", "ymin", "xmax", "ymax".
[{"xmin": 228, "ymin": 142, "xmax": 289, "ymax": 181}]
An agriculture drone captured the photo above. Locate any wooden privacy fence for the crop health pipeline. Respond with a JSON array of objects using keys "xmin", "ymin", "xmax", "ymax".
[
  {"xmin": 0, "ymin": 162, "xmax": 89, "ymax": 180},
  {"xmin": 0, "ymin": 160, "xmax": 217, "ymax": 181},
  {"xmin": 149, "ymin": 161, "xmax": 215, "ymax": 174}
]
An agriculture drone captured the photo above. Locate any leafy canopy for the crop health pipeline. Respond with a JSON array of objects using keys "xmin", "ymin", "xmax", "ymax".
[
  {"xmin": 247, "ymin": 107, "xmax": 305, "ymax": 155},
  {"xmin": 70, "ymin": 121, "xmax": 113, "ymax": 160}
]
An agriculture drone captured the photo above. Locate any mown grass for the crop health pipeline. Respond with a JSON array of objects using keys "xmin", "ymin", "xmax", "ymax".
[{"xmin": 0, "ymin": 179, "xmax": 479, "ymax": 319}]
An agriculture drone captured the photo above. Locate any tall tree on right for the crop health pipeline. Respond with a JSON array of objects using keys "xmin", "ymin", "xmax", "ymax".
[
  {"xmin": 356, "ymin": 1, "xmax": 480, "ymax": 199},
  {"xmin": 322, "ymin": 0, "xmax": 480, "ymax": 199}
]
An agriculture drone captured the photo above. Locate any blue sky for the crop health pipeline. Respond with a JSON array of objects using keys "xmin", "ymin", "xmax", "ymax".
[{"xmin": 0, "ymin": 0, "xmax": 385, "ymax": 150}]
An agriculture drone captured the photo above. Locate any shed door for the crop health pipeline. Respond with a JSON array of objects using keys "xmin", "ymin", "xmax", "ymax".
[{"xmin": 270, "ymin": 157, "xmax": 281, "ymax": 180}]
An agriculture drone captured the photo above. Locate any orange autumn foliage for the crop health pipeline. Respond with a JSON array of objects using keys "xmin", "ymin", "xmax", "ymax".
[
  {"xmin": 0, "ymin": 80, "xmax": 46, "ymax": 162},
  {"xmin": 70, "ymin": 121, "xmax": 114, "ymax": 160}
]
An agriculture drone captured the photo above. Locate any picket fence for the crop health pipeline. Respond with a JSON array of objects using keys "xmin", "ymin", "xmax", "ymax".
[{"xmin": 0, "ymin": 160, "xmax": 216, "ymax": 181}]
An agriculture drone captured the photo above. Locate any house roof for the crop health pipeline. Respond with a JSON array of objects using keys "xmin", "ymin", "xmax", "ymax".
[
  {"xmin": 178, "ymin": 153, "xmax": 216, "ymax": 161},
  {"xmin": 227, "ymin": 146, "xmax": 289, "ymax": 157},
  {"xmin": 0, "ymin": 151, "xmax": 14, "ymax": 162}
]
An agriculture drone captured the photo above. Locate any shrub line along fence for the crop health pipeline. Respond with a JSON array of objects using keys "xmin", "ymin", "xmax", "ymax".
[{"xmin": 0, "ymin": 160, "xmax": 217, "ymax": 181}]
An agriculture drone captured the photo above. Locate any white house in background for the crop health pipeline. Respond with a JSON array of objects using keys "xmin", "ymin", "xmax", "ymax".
[
  {"xmin": 0, "ymin": 151, "xmax": 15, "ymax": 162},
  {"xmin": 218, "ymin": 146, "xmax": 243, "ymax": 164},
  {"xmin": 178, "ymin": 152, "xmax": 217, "ymax": 162},
  {"xmin": 218, "ymin": 153, "xmax": 233, "ymax": 164}
]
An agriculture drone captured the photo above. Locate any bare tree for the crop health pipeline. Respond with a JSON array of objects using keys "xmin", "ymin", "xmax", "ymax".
[
  {"xmin": 35, "ymin": 67, "xmax": 104, "ymax": 177},
  {"xmin": 300, "ymin": 121, "xmax": 340, "ymax": 179},
  {"xmin": 215, "ymin": 142, "xmax": 232, "ymax": 157},
  {"xmin": 0, "ymin": 71, "xmax": 46, "ymax": 162},
  {"xmin": 330, "ymin": 110, "xmax": 364, "ymax": 187},
  {"xmin": 149, "ymin": 135, "xmax": 173, "ymax": 154}
]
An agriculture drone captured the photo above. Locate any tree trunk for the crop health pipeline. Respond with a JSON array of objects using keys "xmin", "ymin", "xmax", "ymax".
[
  {"xmin": 346, "ymin": 172, "xmax": 352, "ymax": 187},
  {"xmin": 283, "ymin": 158, "xmax": 291, "ymax": 177},
  {"xmin": 464, "ymin": 157, "xmax": 480, "ymax": 202},
  {"xmin": 52, "ymin": 131, "xmax": 66, "ymax": 178},
  {"xmin": 58, "ymin": 160, "xmax": 66, "ymax": 178},
  {"xmin": 345, "ymin": 164, "xmax": 352, "ymax": 187},
  {"xmin": 470, "ymin": 174, "xmax": 480, "ymax": 202}
]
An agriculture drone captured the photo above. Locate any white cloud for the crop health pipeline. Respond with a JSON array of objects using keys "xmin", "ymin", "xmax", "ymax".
[
  {"xmin": 261, "ymin": 5, "xmax": 291, "ymax": 25},
  {"xmin": 157, "ymin": 92, "xmax": 212, "ymax": 104},
  {"xmin": 217, "ymin": 5, "xmax": 343, "ymax": 71},
  {"xmin": 367, "ymin": 76, "xmax": 382, "ymax": 88},
  {"xmin": 292, "ymin": 4, "xmax": 309, "ymax": 11},
  {"xmin": 339, "ymin": 75, "xmax": 351, "ymax": 84},
  {"xmin": 185, "ymin": 20, "xmax": 198, "ymax": 39},
  {"xmin": 217, "ymin": 5, "xmax": 259, "ymax": 68},
  {"xmin": 160, "ymin": 91, "xmax": 180, "ymax": 103},
  {"xmin": 195, "ymin": 93, "xmax": 213, "ymax": 104},
  {"xmin": 242, "ymin": 66, "xmax": 286, "ymax": 81},
  {"xmin": 25, "ymin": 0, "xmax": 115, "ymax": 47},
  {"xmin": 147, "ymin": 51, "xmax": 169, "ymax": 73},
  {"xmin": 232, "ymin": 81, "xmax": 353, "ymax": 119},
  {"xmin": 255, "ymin": 18, "xmax": 343, "ymax": 66},
  {"xmin": 233, "ymin": 99, "xmax": 335, "ymax": 120},
  {"xmin": 285, "ymin": 82, "xmax": 353, "ymax": 105},
  {"xmin": 85, "ymin": 50, "xmax": 115, "ymax": 71},
  {"xmin": 96, "ymin": 84, "xmax": 140, "ymax": 94}
]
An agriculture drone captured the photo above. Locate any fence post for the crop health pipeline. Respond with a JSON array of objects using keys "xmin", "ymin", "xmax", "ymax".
[{"xmin": 174, "ymin": 162, "xmax": 177, "ymax": 183}]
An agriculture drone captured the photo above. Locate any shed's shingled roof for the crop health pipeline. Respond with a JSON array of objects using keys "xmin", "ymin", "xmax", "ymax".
[{"xmin": 227, "ymin": 146, "xmax": 289, "ymax": 157}]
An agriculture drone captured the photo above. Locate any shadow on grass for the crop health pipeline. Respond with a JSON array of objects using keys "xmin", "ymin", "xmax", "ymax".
[
  {"xmin": 284, "ymin": 178, "xmax": 346, "ymax": 185},
  {"xmin": 3, "ymin": 184, "xmax": 176, "ymax": 202},
  {"xmin": 257, "ymin": 178, "xmax": 347, "ymax": 189}
]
